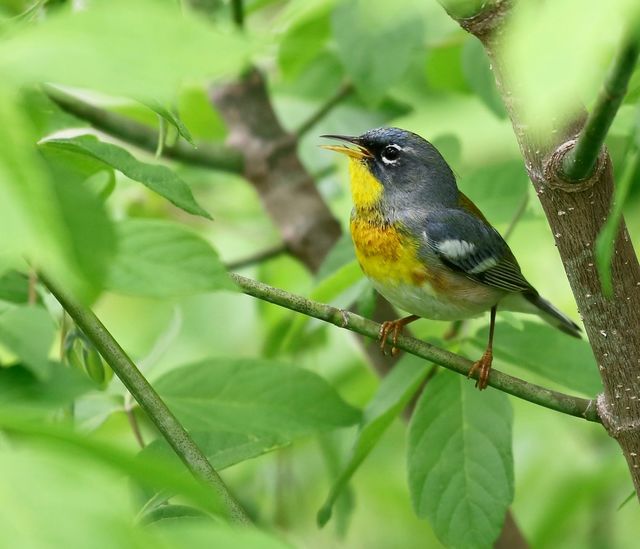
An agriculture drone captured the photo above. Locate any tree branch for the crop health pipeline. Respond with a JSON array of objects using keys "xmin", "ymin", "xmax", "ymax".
[
  {"xmin": 40, "ymin": 272, "xmax": 251, "ymax": 524},
  {"xmin": 225, "ymin": 244, "xmax": 287, "ymax": 271},
  {"xmin": 230, "ymin": 273, "xmax": 599, "ymax": 422},
  {"xmin": 44, "ymin": 87, "xmax": 243, "ymax": 173},
  {"xmin": 561, "ymin": 35, "xmax": 640, "ymax": 181},
  {"xmin": 295, "ymin": 82, "xmax": 354, "ymax": 139},
  {"xmin": 443, "ymin": 0, "xmax": 640, "ymax": 498}
]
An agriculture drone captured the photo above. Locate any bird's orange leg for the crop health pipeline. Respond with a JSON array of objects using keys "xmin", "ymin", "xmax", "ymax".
[
  {"xmin": 379, "ymin": 315, "xmax": 419, "ymax": 356},
  {"xmin": 468, "ymin": 305, "xmax": 497, "ymax": 390}
]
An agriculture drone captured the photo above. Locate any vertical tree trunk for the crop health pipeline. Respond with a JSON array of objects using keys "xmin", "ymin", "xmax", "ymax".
[{"xmin": 448, "ymin": 1, "xmax": 640, "ymax": 495}]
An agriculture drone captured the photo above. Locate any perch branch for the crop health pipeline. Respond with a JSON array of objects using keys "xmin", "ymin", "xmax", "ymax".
[{"xmin": 230, "ymin": 273, "xmax": 599, "ymax": 422}]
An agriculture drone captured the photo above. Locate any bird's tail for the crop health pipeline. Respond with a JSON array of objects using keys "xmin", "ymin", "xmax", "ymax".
[{"xmin": 523, "ymin": 291, "xmax": 582, "ymax": 339}]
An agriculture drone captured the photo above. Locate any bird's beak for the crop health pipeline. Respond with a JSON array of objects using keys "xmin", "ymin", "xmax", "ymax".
[{"xmin": 320, "ymin": 135, "xmax": 372, "ymax": 159}]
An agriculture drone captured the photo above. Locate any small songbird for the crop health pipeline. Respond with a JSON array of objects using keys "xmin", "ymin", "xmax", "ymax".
[{"xmin": 321, "ymin": 127, "xmax": 580, "ymax": 390}]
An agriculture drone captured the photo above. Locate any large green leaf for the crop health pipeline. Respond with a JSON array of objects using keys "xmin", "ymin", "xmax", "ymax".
[
  {"xmin": 468, "ymin": 320, "xmax": 601, "ymax": 396},
  {"xmin": 0, "ymin": 1, "xmax": 250, "ymax": 102},
  {"xmin": 0, "ymin": 90, "xmax": 114, "ymax": 301},
  {"xmin": 332, "ymin": 0, "xmax": 424, "ymax": 103},
  {"xmin": 43, "ymin": 135, "xmax": 210, "ymax": 219},
  {"xmin": 0, "ymin": 305, "xmax": 56, "ymax": 379},
  {"xmin": 0, "ymin": 364, "xmax": 92, "ymax": 414},
  {"xmin": 142, "ymin": 430, "xmax": 289, "ymax": 471},
  {"xmin": 0, "ymin": 271, "xmax": 30, "ymax": 304},
  {"xmin": 318, "ymin": 355, "xmax": 430, "ymax": 526},
  {"xmin": 279, "ymin": 1, "xmax": 332, "ymax": 78},
  {"xmin": 106, "ymin": 219, "xmax": 234, "ymax": 298},
  {"xmin": 408, "ymin": 370, "xmax": 513, "ymax": 549},
  {"xmin": 154, "ymin": 358, "xmax": 361, "ymax": 437}
]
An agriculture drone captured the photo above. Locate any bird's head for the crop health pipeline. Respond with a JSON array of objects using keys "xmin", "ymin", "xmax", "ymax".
[{"xmin": 321, "ymin": 127, "xmax": 458, "ymax": 212}]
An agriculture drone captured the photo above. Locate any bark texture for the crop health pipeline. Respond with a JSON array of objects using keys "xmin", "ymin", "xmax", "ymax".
[{"xmin": 455, "ymin": 0, "xmax": 640, "ymax": 495}]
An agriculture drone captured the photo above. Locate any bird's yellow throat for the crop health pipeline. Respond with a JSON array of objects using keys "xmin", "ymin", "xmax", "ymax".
[{"xmin": 348, "ymin": 158, "xmax": 384, "ymax": 210}]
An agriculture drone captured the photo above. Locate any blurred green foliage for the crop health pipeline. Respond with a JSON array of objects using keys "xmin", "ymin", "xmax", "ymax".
[{"xmin": 0, "ymin": 0, "xmax": 638, "ymax": 548}]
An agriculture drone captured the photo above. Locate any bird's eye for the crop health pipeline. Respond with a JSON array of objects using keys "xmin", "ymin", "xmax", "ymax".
[{"xmin": 381, "ymin": 145, "xmax": 400, "ymax": 164}]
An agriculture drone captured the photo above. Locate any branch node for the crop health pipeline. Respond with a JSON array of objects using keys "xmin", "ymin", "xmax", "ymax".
[
  {"xmin": 598, "ymin": 392, "xmax": 640, "ymax": 437},
  {"xmin": 457, "ymin": 0, "xmax": 512, "ymax": 40},
  {"xmin": 544, "ymin": 139, "xmax": 608, "ymax": 193}
]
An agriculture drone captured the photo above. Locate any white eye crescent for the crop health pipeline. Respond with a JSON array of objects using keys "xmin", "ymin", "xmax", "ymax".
[{"xmin": 381, "ymin": 144, "xmax": 401, "ymax": 164}]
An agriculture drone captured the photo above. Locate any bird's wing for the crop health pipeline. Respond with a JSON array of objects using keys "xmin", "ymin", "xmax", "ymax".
[{"xmin": 420, "ymin": 208, "xmax": 534, "ymax": 293}]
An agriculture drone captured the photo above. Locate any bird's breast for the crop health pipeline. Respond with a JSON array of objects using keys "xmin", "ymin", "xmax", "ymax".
[{"xmin": 349, "ymin": 215, "xmax": 429, "ymax": 287}]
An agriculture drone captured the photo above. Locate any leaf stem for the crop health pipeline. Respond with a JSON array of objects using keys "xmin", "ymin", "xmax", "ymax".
[
  {"xmin": 40, "ymin": 272, "xmax": 251, "ymax": 524},
  {"xmin": 295, "ymin": 82, "xmax": 354, "ymax": 139},
  {"xmin": 561, "ymin": 35, "xmax": 640, "ymax": 181},
  {"xmin": 230, "ymin": 273, "xmax": 600, "ymax": 422},
  {"xmin": 44, "ymin": 86, "xmax": 243, "ymax": 173}
]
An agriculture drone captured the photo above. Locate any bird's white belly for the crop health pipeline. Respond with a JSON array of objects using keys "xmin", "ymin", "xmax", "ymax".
[{"xmin": 371, "ymin": 279, "xmax": 498, "ymax": 321}]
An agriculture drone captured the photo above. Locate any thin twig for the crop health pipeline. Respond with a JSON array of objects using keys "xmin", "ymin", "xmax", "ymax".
[
  {"xmin": 125, "ymin": 404, "xmax": 146, "ymax": 449},
  {"xmin": 231, "ymin": 0, "xmax": 244, "ymax": 29},
  {"xmin": 295, "ymin": 82, "xmax": 355, "ymax": 139},
  {"xmin": 503, "ymin": 192, "xmax": 529, "ymax": 241},
  {"xmin": 44, "ymin": 86, "xmax": 243, "ymax": 173},
  {"xmin": 28, "ymin": 270, "xmax": 37, "ymax": 305},
  {"xmin": 225, "ymin": 244, "xmax": 287, "ymax": 271},
  {"xmin": 230, "ymin": 272, "xmax": 600, "ymax": 422},
  {"xmin": 562, "ymin": 34, "xmax": 640, "ymax": 181},
  {"xmin": 40, "ymin": 272, "xmax": 251, "ymax": 524}
]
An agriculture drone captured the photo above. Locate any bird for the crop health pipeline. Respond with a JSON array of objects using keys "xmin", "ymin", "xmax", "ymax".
[{"xmin": 321, "ymin": 127, "xmax": 581, "ymax": 390}]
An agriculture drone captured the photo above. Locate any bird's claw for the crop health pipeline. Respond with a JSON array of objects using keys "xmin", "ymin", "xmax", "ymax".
[
  {"xmin": 468, "ymin": 348, "xmax": 493, "ymax": 391},
  {"xmin": 379, "ymin": 320, "xmax": 404, "ymax": 356}
]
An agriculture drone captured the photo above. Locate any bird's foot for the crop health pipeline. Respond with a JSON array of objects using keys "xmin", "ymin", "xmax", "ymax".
[
  {"xmin": 468, "ymin": 348, "xmax": 493, "ymax": 391},
  {"xmin": 379, "ymin": 316, "xmax": 416, "ymax": 356}
]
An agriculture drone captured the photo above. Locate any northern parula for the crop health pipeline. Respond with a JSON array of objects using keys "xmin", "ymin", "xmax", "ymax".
[{"xmin": 321, "ymin": 127, "xmax": 580, "ymax": 390}]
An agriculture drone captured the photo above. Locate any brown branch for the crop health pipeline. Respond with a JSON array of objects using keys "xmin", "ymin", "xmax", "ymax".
[{"xmin": 445, "ymin": 0, "xmax": 640, "ymax": 498}]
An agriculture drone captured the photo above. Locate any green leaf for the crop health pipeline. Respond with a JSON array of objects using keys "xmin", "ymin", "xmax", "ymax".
[
  {"xmin": 0, "ymin": 415, "xmax": 230, "ymax": 520},
  {"xmin": 0, "ymin": 1, "xmax": 251, "ymax": 102},
  {"xmin": 318, "ymin": 355, "xmax": 430, "ymax": 526},
  {"xmin": 468, "ymin": 320, "xmax": 601, "ymax": 395},
  {"xmin": 316, "ymin": 233, "xmax": 356, "ymax": 281},
  {"xmin": 596, "ymin": 147, "xmax": 640, "ymax": 296},
  {"xmin": 0, "ymin": 271, "xmax": 30, "ymax": 304},
  {"xmin": 332, "ymin": 0, "xmax": 424, "ymax": 103},
  {"xmin": 458, "ymin": 161, "xmax": 529, "ymax": 224},
  {"xmin": 143, "ymin": 101, "xmax": 195, "ymax": 146},
  {"xmin": 278, "ymin": 259, "xmax": 363, "ymax": 353},
  {"xmin": 42, "ymin": 135, "xmax": 210, "ymax": 219},
  {"xmin": 279, "ymin": 2, "xmax": 331, "ymax": 78},
  {"xmin": 154, "ymin": 358, "xmax": 361, "ymax": 437},
  {"xmin": 0, "ymin": 364, "xmax": 93, "ymax": 414},
  {"xmin": 0, "ymin": 90, "xmax": 113, "ymax": 301},
  {"xmin": 408, "ymin": 370, "xmax": 513, "ymax": 549},
  {"xmin": 462, "ymin": 38, "xmax": 507, "ymax": 119},
  {"xmin": 141, "ymin": 430, "xmax": 289, "ymax": 471},
  {"xmin": 106, "ymin": 219, "xmax": 235, "ymax": 298},
  {"xmin": 0, "ymin": 305, "xmax": 56, "ymax": 379}
]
